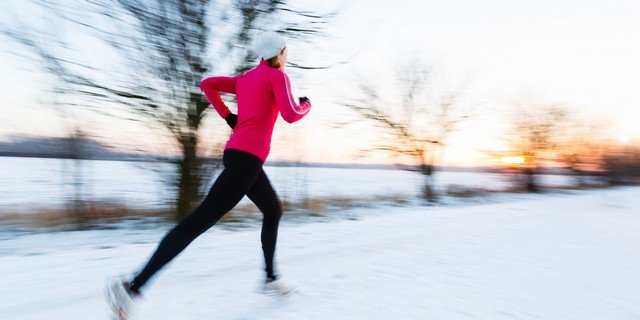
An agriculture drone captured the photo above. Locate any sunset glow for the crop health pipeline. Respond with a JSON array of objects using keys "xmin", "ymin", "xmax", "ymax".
[{"xmin": 500, "ymin": 156, "xmax": 525, "ymax": 166}]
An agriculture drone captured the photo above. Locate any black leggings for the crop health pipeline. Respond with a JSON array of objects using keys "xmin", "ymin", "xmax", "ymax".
[{"xmin": 130, "ymin": 149, "xmax": 282, "ymax": 292}]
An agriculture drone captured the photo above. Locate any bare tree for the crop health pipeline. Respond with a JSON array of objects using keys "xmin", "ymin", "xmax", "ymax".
[
  {"xmin": 344, "ymin": 61, "xmax": 470, "ymax": 201},
  {"xmin": 602, "ymin": 145, "xmax": 640, "ymax": 185},
  {"xmin": 2, "ymin": 0, "xmax": 333, "ymax": 220},
  {"xmin": 555, "ymin": 118, "xmax": 608, "ymax": 187},
  {"xmin": 500, "ymin": 103, "xmax": 569, "ymax": 191}
]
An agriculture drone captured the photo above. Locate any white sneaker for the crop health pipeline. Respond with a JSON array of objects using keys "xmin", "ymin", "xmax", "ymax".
[
  {"xmin": 105, "ymin": 276, "xmax": 141, "ymax": 320},
  {"xmin": 261, "ymin": 277, "xmax": 298, "ymax": 296}
]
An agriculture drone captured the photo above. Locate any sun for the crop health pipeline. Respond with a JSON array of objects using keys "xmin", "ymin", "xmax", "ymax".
[{"xmin": 500, "ymin": 156, "xmax": 525, "ymax": 166}]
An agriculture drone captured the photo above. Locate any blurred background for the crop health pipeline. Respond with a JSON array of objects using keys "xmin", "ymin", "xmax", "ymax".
[
  {"xmin": 0, "ymin": 0, "xmax": 638, "ymax": 227},
  {"xmin": 0, "ymin": 1, "xmax": 639, "ymax": 319}
]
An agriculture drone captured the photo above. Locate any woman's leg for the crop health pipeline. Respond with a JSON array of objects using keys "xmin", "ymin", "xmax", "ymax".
[
  {"xmin": 130, "ymin": 150, "xmax": 263, "ymax": 292},
  {"xmin": 246, "ymin": 169, "xmax": 283, "ymax": 280}
]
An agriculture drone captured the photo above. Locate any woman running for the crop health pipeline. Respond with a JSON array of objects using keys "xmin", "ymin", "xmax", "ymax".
[{"xmin": 106, "ymin": 31, "xmax": 311, "ymax": 319}]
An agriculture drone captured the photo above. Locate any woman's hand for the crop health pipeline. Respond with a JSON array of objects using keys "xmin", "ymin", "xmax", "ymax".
[
  {"xmin": 298, "ymin": 96, "xmax": 310, "ymax": 105},
  {"xmin": 225, "ymin": 113, "xmax": 238, "ymax": 129}
]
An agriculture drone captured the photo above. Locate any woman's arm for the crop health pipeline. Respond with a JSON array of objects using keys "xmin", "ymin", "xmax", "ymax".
[
  {"xmin": 271, "ymin": 71, "xmax": 311, "ymax": 123},
  {"xmin": 200, "ymin": 76, "xmax": 237, "ymax": 119}
]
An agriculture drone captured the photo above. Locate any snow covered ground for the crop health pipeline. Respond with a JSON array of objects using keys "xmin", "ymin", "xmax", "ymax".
[
  {"xmin": 1, "ymin": 187, "xmax": 639, "ymax": 319},
  {"xmin": 0, "ymin": 156, "xmax": 578, "ymax": 210}
]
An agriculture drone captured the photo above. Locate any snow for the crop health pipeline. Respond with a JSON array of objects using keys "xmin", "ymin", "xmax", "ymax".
[
  {"xmin": 0, "ymin": 156, "xmax": 579, "ymax": 210},
  {"xmin": 1, "ymin": 187, "xmax": 639, "ymax": 319}
]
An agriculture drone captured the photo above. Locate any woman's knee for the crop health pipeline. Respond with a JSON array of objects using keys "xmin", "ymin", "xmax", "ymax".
[{"xmin": 263, "ymin": 202, "xmax": 282, "ymax": 222}]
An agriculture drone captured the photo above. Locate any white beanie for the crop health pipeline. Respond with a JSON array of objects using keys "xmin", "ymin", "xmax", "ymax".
[{"xmin": 253, "ymin": 31, "xmax": 286, "ymax": 60}]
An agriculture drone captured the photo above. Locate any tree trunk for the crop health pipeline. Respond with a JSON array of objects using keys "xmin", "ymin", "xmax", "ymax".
[
  {"xmin": 524, "ymin": 167, "xmax": 538, "ymax": 192},
  {"xmin": 176, "ymin": 132, "xmax": 203, "ymax": 220},
  {"xmin": 175, "ymin": 90, "xmax": 212, "ymax": 220},
  {"xmin": 420, "ymin": 153, "xmax": 437, "ymax": 202}
]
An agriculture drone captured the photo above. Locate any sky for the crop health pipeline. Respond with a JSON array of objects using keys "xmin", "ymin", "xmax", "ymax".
[{"xmin": 1, "ymin": 0, "xmax": 639, "ymax": 166}]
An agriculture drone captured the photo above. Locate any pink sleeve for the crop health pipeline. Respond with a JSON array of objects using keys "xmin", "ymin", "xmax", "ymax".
[
  {"xmin": 271, "ymin": 71, "xmax": 311, "ymax": 123},
  {"xmin": 200, "ymin": 76, "xmax": 237, "ymax": 119}
]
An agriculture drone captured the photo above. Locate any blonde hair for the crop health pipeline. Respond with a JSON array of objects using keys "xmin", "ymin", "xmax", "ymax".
[
  {"xmin": 266, "ymin": 47, "xmax": 286, "ymax": 69},
  {"xmin": 267, "ymin": 56, "xmax": 281, "ymax": 69}
]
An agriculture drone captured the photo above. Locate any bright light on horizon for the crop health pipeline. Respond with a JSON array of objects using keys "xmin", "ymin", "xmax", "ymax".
[{"xmin": 500, "ymin": 156, "xmax": 525, "ymax": 166}]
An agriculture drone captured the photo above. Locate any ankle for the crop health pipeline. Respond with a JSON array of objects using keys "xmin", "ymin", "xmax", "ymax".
[{"xmin": 127, "ymin": 280, "xmax": 142, "ymax": 296}]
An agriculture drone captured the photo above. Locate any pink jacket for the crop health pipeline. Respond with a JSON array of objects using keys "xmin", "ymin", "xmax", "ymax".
[{"xmin": 200, "ymin": 60, "xmax": 312, "ymax": 162}]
